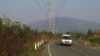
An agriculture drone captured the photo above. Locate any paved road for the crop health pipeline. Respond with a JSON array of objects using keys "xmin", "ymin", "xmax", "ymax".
[{"xmin": 41, "ymin": 40, "xmax": 100, "ymax": 56}]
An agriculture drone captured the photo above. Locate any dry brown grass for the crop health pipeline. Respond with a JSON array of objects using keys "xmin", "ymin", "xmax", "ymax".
[{"xmin": 76, "ymin": 39, "xmax": 93, "ymax": 46}]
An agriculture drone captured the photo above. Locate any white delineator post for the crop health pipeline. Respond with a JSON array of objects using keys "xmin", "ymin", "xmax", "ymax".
[
  {"xmin": 34, "ymin": 39, "xmax": 47, "ymax": 50},
  {"xmin": 41, "ymin": 40, "xmax": 44, "ymax": 44},
  {"xmin": 38, "ymin": 41, "xmax": 40, "ymax": 47},
  {"xmin": 35, "ymin": 42, "xmax": 37, "ymax": 50},
  {"xmin": 39, "ymin": 40, "xmax": 42, "ymax": 46}
]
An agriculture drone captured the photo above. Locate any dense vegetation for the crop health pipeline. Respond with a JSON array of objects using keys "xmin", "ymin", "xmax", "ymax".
[
  {"xmin": 0, "ymin": 17, "xmax": 54, "ymax": 56},
  {"xmin": 86, "ymin": 29, "xmax": 100, "ymax": 45},
  {"xmin": 75, "ymin": 29, "xmax": 100, "ymax": 46}
]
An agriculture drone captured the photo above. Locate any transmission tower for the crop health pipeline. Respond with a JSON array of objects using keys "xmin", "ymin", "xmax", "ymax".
[
  {"xmin": 35, "ymin": 0, "xmax": 67, "ymax": 34},
  {"xmin": 49, "ymin": 0, "xmax": 56, "ymax": 34}
]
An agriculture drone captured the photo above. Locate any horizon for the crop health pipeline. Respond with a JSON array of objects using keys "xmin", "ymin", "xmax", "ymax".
[{"xmin": 0, "ymin": 0, "xmax": 100, "ymax": 24}]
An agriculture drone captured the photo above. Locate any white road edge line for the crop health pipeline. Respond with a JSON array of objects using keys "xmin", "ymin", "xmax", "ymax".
[
  {"xmin": 48, "ymin": 43, "xmax": 52, "ymax": 56},
  {"xmin": 70, "ymin": 47, "xmax": 89, "ymax": 56}
]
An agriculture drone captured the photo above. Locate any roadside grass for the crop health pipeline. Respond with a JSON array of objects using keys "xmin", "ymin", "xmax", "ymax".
[
  {"xmin": 76, "ymin": 39, "xmax": 90, "ymax": 46},
  {"xmin": 76, "ymin": 39, "xmax": 100, "ymax": 51},
  {"xmin": 76, "ymin": 39, "xmax": 100, "ymax": 46},
  {"xmin": 20, "ymin": 42, "xmax": 37, "ymax": 56},
  {"xmin": 20, "ymin": 42, "xmax": 44, "ymax": 56}
]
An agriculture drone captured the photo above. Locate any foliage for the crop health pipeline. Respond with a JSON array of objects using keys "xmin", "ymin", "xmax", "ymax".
[
  {"xmin": 89, "ymin": 37, "xmax": 100, "ymax": 44},
  {"xmin": 81, "ymin": 29, "xmax": 100, "ymax": 46},
  {"xmin": 2, "ymin": 17, "xmax": 11, "ymax": 27},
  {"xmin": 0, "ymin": 17, "xmax": 52, "ymax": 56},
  {"xmin": 0, "ymin": 18, "xmax": 2, "ymax": 34},
  {"xmin": 21, "ymin": 42, "xmax": 36, "ymax": 56},
  {"xmin": 87, "ymin": 28, "xmax": 93, "ymax": 37},
  {"xmin": 69, "ymin": 32, "xmax": 86, "ymax": 39}
]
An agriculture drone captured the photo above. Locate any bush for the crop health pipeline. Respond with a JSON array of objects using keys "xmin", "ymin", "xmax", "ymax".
[
  {"xmin": 89, "ymin": 38, "xmax": 100, "ymax": 44},
  {"xmin": 22, "ymin": 42, "xmax": 37, "ymax": 56},
  {"xmin": 0, "ymin": 17, "xmax": 53, "ymax": 56}
]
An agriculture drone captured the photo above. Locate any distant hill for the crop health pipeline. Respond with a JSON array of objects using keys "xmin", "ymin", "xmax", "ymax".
[{"xmin": 28, "ymin": 17, "xmax": 100, "ymax": 33}]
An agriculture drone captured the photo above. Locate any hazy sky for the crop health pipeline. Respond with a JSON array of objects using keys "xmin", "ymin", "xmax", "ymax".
[{"xmin": 0, "ymin": 0, "xmax": 100, "ymax": 24}]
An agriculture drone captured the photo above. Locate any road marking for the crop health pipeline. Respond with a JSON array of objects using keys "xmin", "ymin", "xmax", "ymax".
[
  {"xmin": 70, "ymin": 47, "xmax": 89, "ymax": 56},
  {"xmin": 48, "ymin": 43, "xmax": 52, "ymax": 56}
]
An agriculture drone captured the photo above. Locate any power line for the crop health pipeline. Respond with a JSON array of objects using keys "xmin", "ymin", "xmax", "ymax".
[
  {"xmin": 42, "ymin": 0, "xmax": 49, "ymax": 15},
  {"xmin": 60, "ymin": 0, "xmax": 67, "ymax": 12},
  {"xmin": 34, "ymin": 0, "xmax": 67, "ymax": 33},
  {"xmin": 57, "ymin": 0, "xmax": 63, "ymax": 8},
  {"xmin": 34, "ymin": 0, "xmax": 48, "ymax": 16},
  {"xmin": 57, "ymin": 0, "xmax": 67, "ymax": 16}
]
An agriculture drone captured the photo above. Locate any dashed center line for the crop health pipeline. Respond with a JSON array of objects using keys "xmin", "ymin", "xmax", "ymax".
[{"xmin": 70, "ymin": 47, "xmax": 89, "ymax": 56}]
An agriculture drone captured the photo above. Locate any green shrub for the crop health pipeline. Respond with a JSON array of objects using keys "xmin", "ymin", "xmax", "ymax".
[
  {"xmin": 89, "ymin": 38, "xmax": 100, "ymax": 44},
  {"xmin": 22, "ymin": 42, "xmax": 37, "ymax": 56}
]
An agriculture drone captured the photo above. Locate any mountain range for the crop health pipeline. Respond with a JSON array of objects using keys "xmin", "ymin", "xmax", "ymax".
[{"xmin": 28, "ymin": 17, "xmax": 100, "ymax": 33}]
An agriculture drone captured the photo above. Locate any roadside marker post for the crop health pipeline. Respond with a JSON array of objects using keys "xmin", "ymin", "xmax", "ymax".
[{"xmin": 35, "ymin": 42, "xmax": 37, "ymax": 50}]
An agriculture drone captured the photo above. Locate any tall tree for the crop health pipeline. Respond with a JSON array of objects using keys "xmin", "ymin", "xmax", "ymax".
[
  {"xmin": 0, "ymin": 18, "xmax": 2, "ymax": 34},
  {"xmin": 87, "ymin": 28, "xmax": 93, "ymax": 37},
  {"xmin": 11, "ymin": 21, "xmax": 21, "ymax": 35},
  {"xmin": 2, "ymin": 16, "xmax": 11, "ymax": 27}
]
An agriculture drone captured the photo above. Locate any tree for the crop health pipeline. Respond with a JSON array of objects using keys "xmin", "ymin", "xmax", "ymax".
[
  {"xmin": 87, "ymin": 28, "xmax": 93, "ymax": 37},
  {"xmin": 2, "ymin": 16, "xmax": 11, "ymax": 27},
  {"xmin": 0, "ymin": 18, "xmax": 3, "ymax": 36},
  {"xmin": 11, "ymin": 21, "xmax": 21, "ymax": 35},
  {"xmin": 0, "ymin": 18, "xmax": 2, "ymax": 31}
]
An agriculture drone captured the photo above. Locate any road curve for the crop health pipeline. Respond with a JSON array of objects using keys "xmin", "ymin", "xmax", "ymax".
[{"xmin": 41, "ymin": 40, "xmax": 100, "ymax": 56}]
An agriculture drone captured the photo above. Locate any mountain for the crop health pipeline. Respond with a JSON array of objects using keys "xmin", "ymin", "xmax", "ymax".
[{"xmin": 28, "ymin": 17, "xmax": 100, "ymax": 33}]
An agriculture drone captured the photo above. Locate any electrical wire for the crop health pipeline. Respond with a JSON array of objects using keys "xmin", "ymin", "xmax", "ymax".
[
  {"xmin": 42, "ymin": 0, "xmax": 49, "ymax": 14},
  {"xmin": 57, "ymin": 0, "xmax": 67, "ymax": 16},
  {"xmin": 34, "ymin": 0, "xmax": 67, "ymax": 17},
  {"xmin": 57, "ymin": 0, "xmax": 63, "ymax": 8},
  {"xmin": 60, "ymin": 0, "xmax": 67, "ymax": 11},
  {"xmin": 34, "ymin": 0, "xmax": 48, "ymax": 16}
]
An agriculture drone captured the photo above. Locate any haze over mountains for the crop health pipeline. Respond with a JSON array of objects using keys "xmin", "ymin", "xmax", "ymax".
[{"xmin": 29, "ymin": 17, "xmax": 100, "ymax": 33}]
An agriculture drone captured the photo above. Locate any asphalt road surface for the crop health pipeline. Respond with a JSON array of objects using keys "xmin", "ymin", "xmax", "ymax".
[{"xmin": 41, "ymin": 40, "xmax": 100, "ymax": 56}]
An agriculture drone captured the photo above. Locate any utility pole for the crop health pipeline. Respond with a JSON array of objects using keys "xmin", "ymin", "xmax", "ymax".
[{"xmin": 49, "ymin": 0, "xmax": 56, "ymax": 34}]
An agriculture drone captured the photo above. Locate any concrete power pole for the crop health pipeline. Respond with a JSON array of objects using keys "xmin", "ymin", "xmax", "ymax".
[{"xmin": 49, "ymin": 0, "xmax": 56, "ymax": 34}]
